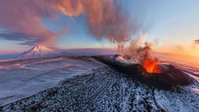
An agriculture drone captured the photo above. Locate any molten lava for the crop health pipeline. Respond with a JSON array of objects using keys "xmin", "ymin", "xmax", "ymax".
[{"xmin": 142, "ymin": 55, "xmax": 160, "ymax": 73}]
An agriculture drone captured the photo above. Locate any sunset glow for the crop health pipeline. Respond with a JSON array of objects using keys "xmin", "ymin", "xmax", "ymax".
[
  {"xmin": 0, "ymin": 0, "xmax": 199, "ymax": 65},
  {"xmin": 0, "ymin": 1, "xmax": 199, "ymax": 111}
]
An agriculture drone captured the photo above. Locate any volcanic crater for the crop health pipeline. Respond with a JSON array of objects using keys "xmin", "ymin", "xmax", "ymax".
[{"xmin": 93, "ymin": 55, "xmax": 193, "ymax": 90}]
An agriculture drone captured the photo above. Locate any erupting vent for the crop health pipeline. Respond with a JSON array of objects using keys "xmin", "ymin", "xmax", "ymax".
[
  {"xmin": 142, "ymin": 56, "xmax": 160, "ymax": 73},
  {"xmin": 93, "ymin": 55, "xmax": 193, "ymax": 89}
]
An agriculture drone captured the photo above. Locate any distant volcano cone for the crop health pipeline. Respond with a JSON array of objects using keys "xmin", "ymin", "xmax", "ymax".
[{"xmin": 18, "ymin": 46, "xmax": 58, "ymax": 59}]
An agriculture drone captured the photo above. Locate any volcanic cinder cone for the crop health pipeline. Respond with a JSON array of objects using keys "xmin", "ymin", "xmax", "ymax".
[{"xmin": 93, "ymin": 55, "xmax": 193, "ymax": 90}]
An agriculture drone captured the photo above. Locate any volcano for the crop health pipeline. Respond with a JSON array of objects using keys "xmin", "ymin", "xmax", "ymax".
[
  {"xmin": 18, "ymin": 46, "xmax": 58, "ymax": 59},
  {"xmin": 93, "ymin": 55, "xmax": 193, "ymax": 89},
  {"xmin": 0, "ymin": 55, "xmax": 198, "ymax": 112}
]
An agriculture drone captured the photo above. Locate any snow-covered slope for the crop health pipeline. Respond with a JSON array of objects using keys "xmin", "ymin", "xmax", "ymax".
[
  {"xmin": 18, "ymin": 46, "xmax": 58, "ymax": 59},
  {"xmin": 0, "ymin": 55, "xmax": 198, "ymax": 111},
  {"xmin": 0, "ymin": 62, "xmax": 198, "ymax": 111},
  {"xmin": 0, "ymin": 56, "xmax": 105, "ymax": 106}
]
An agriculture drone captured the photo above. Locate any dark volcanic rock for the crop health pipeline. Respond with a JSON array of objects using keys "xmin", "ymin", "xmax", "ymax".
[
  {"xmin": 93, "ymin": 56, "xmax": 193, "ymax": 89},
  {"xmin": 1, "ymin": 67, "xmax": 164, "ymax": 112},
  {"xmin": 0, "ymin": 56, "xmax": 198, "ymax": 112},
  {"xmin": 0, "ymin": 66, "xmax": 198, "ymax": 112}
]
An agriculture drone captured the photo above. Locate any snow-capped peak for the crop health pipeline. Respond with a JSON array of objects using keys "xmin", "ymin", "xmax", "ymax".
[
  {"xmin": 18, "ymin": 46, "xmax": 58, "ymax": 59},
  {"xmin": 30, "ymin": 46, "xmax": 53, "ymax": 53}
]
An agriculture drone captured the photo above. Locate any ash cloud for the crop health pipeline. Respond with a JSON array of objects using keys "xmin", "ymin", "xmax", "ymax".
[{"xmin": 0, "ymin": 0, "xmax": 144, "ymax": 46}]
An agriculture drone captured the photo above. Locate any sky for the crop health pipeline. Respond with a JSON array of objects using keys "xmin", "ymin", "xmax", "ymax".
[{"xmin": 0, "ymin": 0, "xmax": 199, "ymax": 56}]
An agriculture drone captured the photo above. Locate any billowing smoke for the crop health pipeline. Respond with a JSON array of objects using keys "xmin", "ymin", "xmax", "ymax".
[
  {"xmin": 128, "ymin": 34, "xmax": 154, "ymax": 63},
  {"xmin": 0, "ymin": 0, "xmax": 141, "ymax": 47},
  {"xmin": 58, "ymin": 0, "xmax": 137, "ymax": 44},
  {"xmin": 128, "ymin": 33, "xmax": 147, "ymax": 59},
  {"xmin": 127, "ymin": 35, "xmax": 160, "ymax": 73},
  {"xmin": 136, "ymin": 42, "xmax": 152, "ymax": 60},
  {"xmin": 0, "ymin": 0, "xmax": 60, "ymax": 45}
]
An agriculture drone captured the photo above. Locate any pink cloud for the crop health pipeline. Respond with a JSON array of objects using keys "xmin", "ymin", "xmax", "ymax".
[
  {"xmin": 0, "ymin": 0, "xmax": 60, "ymax": 45},
  {"xmin": 0, "ymin": 0, "xmax": 142, "ymax": 46}
]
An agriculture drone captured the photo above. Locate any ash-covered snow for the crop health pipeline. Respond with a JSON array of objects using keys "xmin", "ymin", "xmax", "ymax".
[{"xmin": 0, "ymin": 55, "xmax": 199, "ymax": 112}]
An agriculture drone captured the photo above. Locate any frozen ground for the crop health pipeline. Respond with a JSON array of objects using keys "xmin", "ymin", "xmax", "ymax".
[
  {"xmin": 0, "ymin": 56, "xmax": 104, "ymax": 106},
  {"xmin": 0, "ymin": 56, "xmax": 198, "ymax": 112}
]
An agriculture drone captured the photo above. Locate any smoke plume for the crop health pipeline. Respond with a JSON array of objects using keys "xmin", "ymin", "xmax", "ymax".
[
  {"xmin": 128, "ymin": 33, "xmax": 147, "ymax": 59},
  {"xmin": 0, "ymin": 0, "xmax": 61, "ymax": 45},
  {"xmin": 0, "ymin": 0, "xmax": 141, "ymax": 46},
  {"xmin": 58, "ymin": 0, "xmax": 138, "ymax": 43},
  {"xmin": 128, "ymin": 39, "xmax": 160, "ymax": 73}
]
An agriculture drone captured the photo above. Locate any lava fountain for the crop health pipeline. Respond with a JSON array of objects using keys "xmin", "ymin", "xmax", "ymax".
[
  {"xmin": 135, "ymin": 42, "xmax": 161, "ymax": 74},
  {"xmin": 142, "ymin": 53, "xmax": 160, "ymax": 73}
]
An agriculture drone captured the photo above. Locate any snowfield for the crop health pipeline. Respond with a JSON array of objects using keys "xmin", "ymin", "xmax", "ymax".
[
  {"xmin": 0, "ymin": 56, "xmax": 198, "ymax": 112},
  {"xmin": 0, "ymin": 56, "xmax": 104, "ymax": 107}
]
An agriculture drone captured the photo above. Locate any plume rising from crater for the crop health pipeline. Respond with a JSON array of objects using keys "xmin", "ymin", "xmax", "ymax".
[{"xmin": 0, "ymin": 0, "xmax": 142, "ymax": 47}]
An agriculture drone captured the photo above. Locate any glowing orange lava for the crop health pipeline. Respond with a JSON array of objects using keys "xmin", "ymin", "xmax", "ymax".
[{"xmin": 142, "ymin": 55, "xmax": 160, "ymax": 73}]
